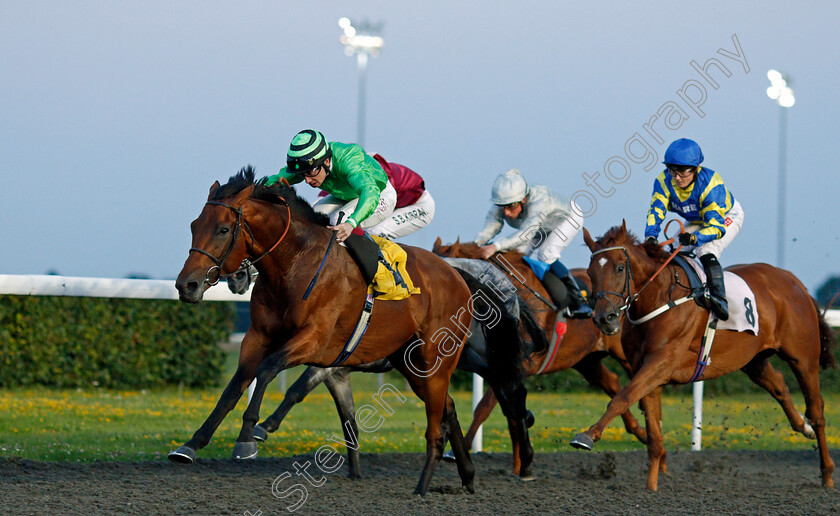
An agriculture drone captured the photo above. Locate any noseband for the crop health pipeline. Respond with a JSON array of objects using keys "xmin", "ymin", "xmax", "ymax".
[{"xmin": 189, "ymin": 199, "xmax": 291, "ymax": 286}]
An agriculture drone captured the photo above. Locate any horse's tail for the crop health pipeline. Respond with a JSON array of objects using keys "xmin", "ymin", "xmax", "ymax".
[
  {"xmin": 812, "ymin": 297, "xmax": 836, "ymax": 370},
  {"xmin": 455, "ymin": 268, "xmax": 529, "ymax": 384},
  {"xmin": 518, "ymin": 299, "xmax": 549, "ymax": 358}
]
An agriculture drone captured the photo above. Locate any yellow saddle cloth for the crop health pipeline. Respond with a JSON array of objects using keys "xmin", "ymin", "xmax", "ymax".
[{"xmin": 368, "ymin": 235, "xmax": 421, "ymax": 301}]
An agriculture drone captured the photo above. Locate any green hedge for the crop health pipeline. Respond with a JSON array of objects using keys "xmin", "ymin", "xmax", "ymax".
[{"xmin": 0, "ymin": 296, "xmax": 234, "ymax": 388}]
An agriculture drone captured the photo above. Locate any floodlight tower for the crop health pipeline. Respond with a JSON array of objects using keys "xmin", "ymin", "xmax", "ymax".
[
  {"xmin": 766, "ymin": 70, "xmax": 795, "ymax": 268},
  {"xmin": 339, "ymin": 18, "xmax": 384, "ymax": 148}
]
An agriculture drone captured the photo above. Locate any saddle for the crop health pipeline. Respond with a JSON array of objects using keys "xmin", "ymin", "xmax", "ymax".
[
  {"xmin": 672, "ymin": 254, "xmax": 759, "ymax": 335},
  {"xmin": 343, "ymin": 233, "xmax": 380, "ymax": 285},
  {"xmin": 343, "ymin": 233, "xmax": 420, "ymax": 300}
]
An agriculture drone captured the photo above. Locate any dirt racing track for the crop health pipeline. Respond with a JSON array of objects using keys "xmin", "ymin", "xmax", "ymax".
[{"xmin": 1, "ymin": 449, "xmax": 839, "ymax": 514}]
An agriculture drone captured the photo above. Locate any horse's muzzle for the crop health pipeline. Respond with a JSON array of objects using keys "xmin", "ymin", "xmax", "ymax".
[
  {"xmin": 593, "ymin": 310, "xmax": 621, "ymax": 335},
  {"xmin": 175, "ymin": 272, "xmax": 207, "ymax": 304}
]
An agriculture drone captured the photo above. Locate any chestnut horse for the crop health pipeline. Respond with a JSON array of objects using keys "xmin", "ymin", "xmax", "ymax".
[
  {"xmin": 574, "ymin": 222, "xmax": 835, "ymax": 490},
  {"xmin": 171, "ymin": 167, "xmax": 475, "ymax": 495},
  {"xmin": 431, "ymin": 239, "xmax": 648, "ymax": 458}
]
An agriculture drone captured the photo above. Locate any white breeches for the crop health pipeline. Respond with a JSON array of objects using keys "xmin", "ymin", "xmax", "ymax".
[
  {"xmin": 314, "ymin": 181, "xmax": 398, "ymax": 229},
  {"xmin": 366, "ymin": 190, "xmax": 435, "ymax": 240},
  {"xmin": 684, "ymin": 199, "xmax": 745, "ymax": 259},
  {"xmin": 313, "ymin": 182, "xmax": 435, "ymax": 240},
  {"xmin": 533, "ymin": 203, "xmax": 585, "ymax": 263}
]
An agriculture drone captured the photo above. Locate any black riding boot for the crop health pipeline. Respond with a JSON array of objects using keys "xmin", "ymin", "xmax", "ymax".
[
  {"xmin": 542, "ymin": 271, "xmax": 568, "ymax": 309},
  {"xmin": 559, "ymin": 272, "xmax": 594, "ymax": 319},
  {"xmin": 700, "ymin": 254, "xmax": 729, "ymax": 321}
]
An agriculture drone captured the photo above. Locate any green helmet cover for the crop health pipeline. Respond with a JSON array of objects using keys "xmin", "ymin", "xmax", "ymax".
[{"xmin": 287, "ymin": 129, "xmax": 331, "ymax": 172}]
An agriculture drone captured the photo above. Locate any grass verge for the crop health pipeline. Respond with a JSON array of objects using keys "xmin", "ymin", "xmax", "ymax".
[{"xmin": 1, "ymin": 366, "xmax": 838, "ymax": 462}]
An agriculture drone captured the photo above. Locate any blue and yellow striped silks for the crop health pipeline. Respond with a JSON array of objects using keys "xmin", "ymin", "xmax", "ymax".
[{"xmin": 645, "ymin": 167, "xmax": 735, "ymax": 245}]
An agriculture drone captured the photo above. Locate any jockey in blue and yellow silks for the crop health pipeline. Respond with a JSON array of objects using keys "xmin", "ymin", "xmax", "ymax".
[{"xmin": 644, "ymin": 138, "xmax": 745, "ymax": 320}]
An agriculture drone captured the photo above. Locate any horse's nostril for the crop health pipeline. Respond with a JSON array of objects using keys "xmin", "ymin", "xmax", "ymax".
[{"xmin": 178, "ymin": 280, "xmax": 198, "ymax": 295}]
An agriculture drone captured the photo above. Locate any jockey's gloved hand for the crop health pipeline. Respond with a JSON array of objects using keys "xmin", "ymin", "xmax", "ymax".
[
  {"xmin": 678, "ymin": 232, "xmax": 697, "ymax": 246},
  {"xmin": 644, "ymin": 236, "xmax": 658, "ymax": 246}
]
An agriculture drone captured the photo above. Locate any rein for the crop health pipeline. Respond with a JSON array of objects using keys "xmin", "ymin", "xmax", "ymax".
[
  {"xmin": 189, "ymin": 198, "xmax": 292, "ymax": 286},
  {"xmin": 490, "ymin": 255, "xmax": 558, "ymax": 312}
]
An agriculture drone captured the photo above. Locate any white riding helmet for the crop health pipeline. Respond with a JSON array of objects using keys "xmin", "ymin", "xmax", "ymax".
[{"xmin": 491, "ymin": 169, "xmax": 529, "ymax": 205}]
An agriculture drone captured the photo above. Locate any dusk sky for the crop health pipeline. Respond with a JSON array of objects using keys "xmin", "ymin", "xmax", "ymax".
[{"xmin": 2, "ymin": 1, "xmax": 838, "ymax": 293}]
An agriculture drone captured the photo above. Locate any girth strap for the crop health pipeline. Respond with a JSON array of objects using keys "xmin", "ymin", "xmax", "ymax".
[
  {"xmin": 329, "ymin": 292, "xmax": 375, "ymax": 367},
  {"xmin": 689, "ymin": 313, "xmax": 718, "ymax": 382}
]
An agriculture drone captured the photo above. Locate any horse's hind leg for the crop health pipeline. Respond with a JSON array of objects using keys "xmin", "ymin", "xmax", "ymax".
[
  {"xmin": 463, "ymin": 388, "xmax": 499, "ymax": 451},
  {"xmin": 443, "ymin": 394, "xmax": 476, "ymax": 493},
  {"xmin": 638, "ymin": 388, "xmax": 666, "ymax": 491},
  {"xmin": 742, "ymin": 356, "xmax": 815, "ymax": 438},
  {"xmin": 322, "ymin": 369, "xmax": 362, "ymax": 479},
  {"xmin": 492, "ymin": 381, "xmax": 534, "ymax": 479},
  {"xmin": 572, "ymin": 355, "xmax": 647, "ymax": 444},
  {"xmin": 784, "ymin": 354, "xmax": 835, "ymax": 487},
  {"xmin": 443, "ymin": 388, "xmax": 497, "ymax": 463},
  {"xmin": 390, "ymin": 357, "xmax": 473, "ymax": 495},
  {"xmin": 258, "ymin": 366, "xmax": 340, "ymax": 435}
]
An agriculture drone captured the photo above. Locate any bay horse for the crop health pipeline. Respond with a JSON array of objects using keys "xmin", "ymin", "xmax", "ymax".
[
  {"xmin": 249, "ymin": 267, "xmax": 545, "ymax": 480},
  {"xmin": 431, "ymin": 239, "xmax": 648, "ymax": 455},
  {"xmin": 574, "ymin": 221, "xmax": 835, "ymax": 490},
  {"xmin": 171, "ymin": 167, "xmax": 475, "ymax": 495}
]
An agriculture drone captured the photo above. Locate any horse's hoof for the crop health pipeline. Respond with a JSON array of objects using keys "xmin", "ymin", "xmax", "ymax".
[
  {"xmin": 570, "ymin": 433, "xmax": 594, "ymax": 450},
  {"xmin": 525, "ymin": 410, "xmax": 535, "ymax": 428},
  {"xmin": 232, "ymin": 441, "xmax": 258, "ymax": 460},
  {"xmin": 519, "ymin": 473, "xmax": 536, "ymax": 482},
  {"xmin": 168, "ymin": 446, "xmax": 196, "ymax": 464},
  {"xmin": 800, "ymin": 413, "xmax": 817, "ymax": 440},
  {"xmin": 253, "ymin": 424, "xmax": 269, "ymax": 442},
  {"xmin": 441, "ymin": 449, "xmax": 456, "ymax": 462}
]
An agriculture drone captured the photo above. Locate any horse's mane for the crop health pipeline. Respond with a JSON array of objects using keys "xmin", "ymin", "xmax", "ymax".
[
  {"xmin": 438, "ymin": 240, "xmax": 527, "ymax": 262},
  {"xmin": 213, "ymin": 166, "xmax": 330, "ymax": 226},
  {"xmin": 598, "ymin": 225, "xmax": 671, "ymax": 262}
]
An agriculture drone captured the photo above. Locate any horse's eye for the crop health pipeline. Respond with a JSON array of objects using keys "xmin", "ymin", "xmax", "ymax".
[
  {"xmin": 617, "ymin": 264, "xmax": 625, "ymax": 273},
  {"xmin": 219, "ymin": 227, "xmax": 230, "ymax": 235}
]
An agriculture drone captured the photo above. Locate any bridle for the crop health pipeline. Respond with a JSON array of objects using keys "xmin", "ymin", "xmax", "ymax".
[
  {"xmin": 591, "ymin": 246, "xmax": 636, "ymax": 316},
  {"xmin": 188, "ymin": 199, "xmax": 292, "ymax": 286},
  {"xmin": 590, "ymin": 221, "xmax": 687, "ymax": 323}
]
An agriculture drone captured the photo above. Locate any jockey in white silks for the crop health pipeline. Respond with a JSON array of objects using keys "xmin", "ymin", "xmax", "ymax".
[{"xmin": 475, "ymin": 168, "xmax": 592, "ymax": 319}]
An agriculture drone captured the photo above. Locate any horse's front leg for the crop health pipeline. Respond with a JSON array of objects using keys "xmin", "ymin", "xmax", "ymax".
[
  {"xmin": 570, "ymin": 347, "xmax": 674, "ymax": 451},
  {"xmin": 168, "ymin": 331, "xmax": 271, "ymax": 463},
  {"xmin": 572, "ymin": 355, "xmax": 648, "ymax": 444},
  {"xmin": 233, "ymin": 346, "xmax": 290, "ymax": 460},
  {"xmin": 256, "ymin": 366, "xmax": 341, "ymax": 438}
]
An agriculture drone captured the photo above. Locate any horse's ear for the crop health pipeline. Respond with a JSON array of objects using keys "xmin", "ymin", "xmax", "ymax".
[
  {"xmin": 583, "ymin": 227, "xmax": 597, "ymax": 251},
  {"xmin": 452, "ymin": 239, "xmax": 461, "ymax": 255},
  {"xmin": 432, "ymin": 237, "xmax": 442, "ymax": 251},
  {"xmin": 232, "ymin": 184, "xmax": 256, "ymax": 207},
  {"xmin": 620, "ymin": 219, "xmax": 627, "ymax": 235},
  {"xmin": 207, "ymin": 181, "xmax": 221, "ymax": 201}
]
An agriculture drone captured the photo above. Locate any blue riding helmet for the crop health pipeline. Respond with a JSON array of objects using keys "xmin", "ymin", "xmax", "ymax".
[{"xmin": 663, "ymin": 138, "xmax": 704, "ymax": 167}]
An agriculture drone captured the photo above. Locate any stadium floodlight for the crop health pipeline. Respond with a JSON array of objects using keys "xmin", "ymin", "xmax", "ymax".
[
  {"xmin": 766, "ymin": 70, "xmax": 795, "ymax": 268},
  {"xmin": 339, "ymin": 18, "xmax": 384, "ymax": 148},
  {"xmin": 766, "ymin": 69, "xmax": 795, "ymax": 108}
]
